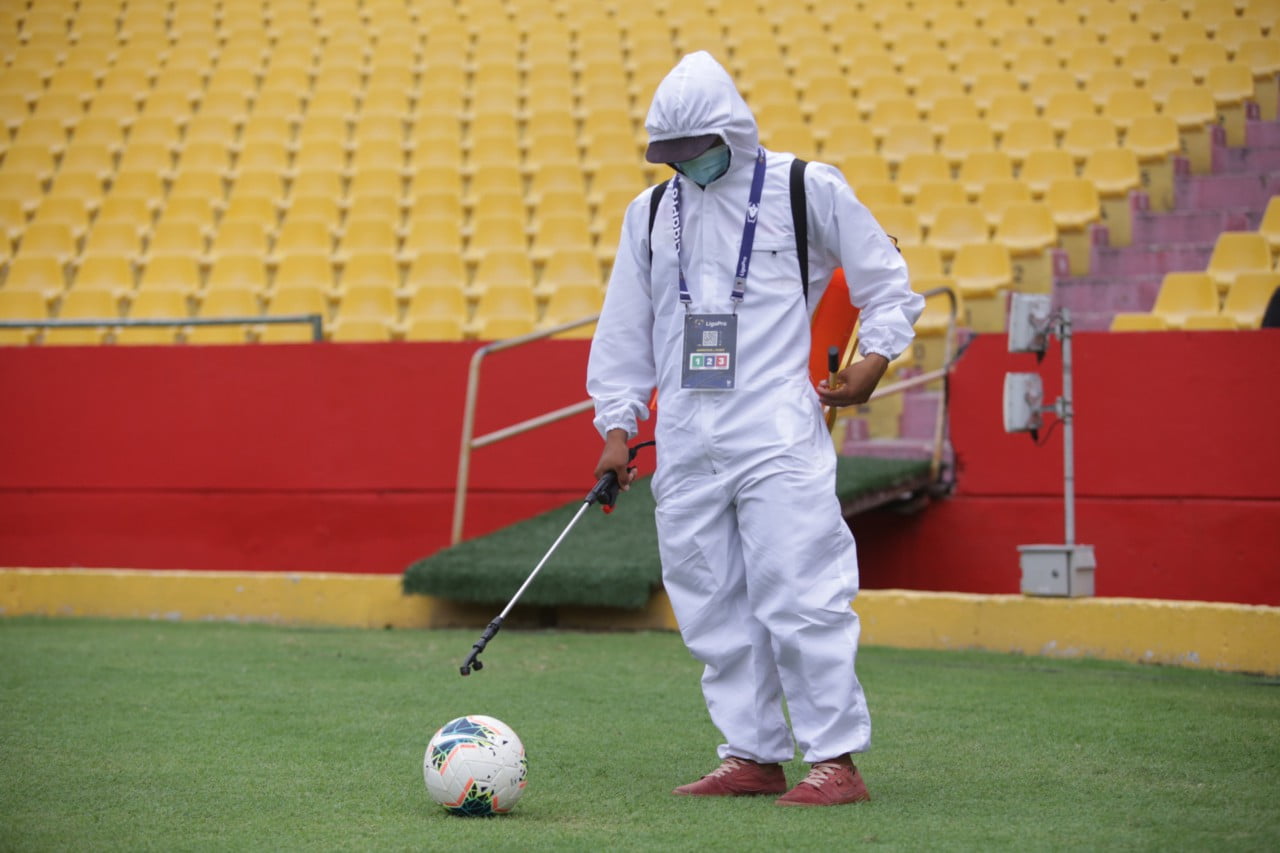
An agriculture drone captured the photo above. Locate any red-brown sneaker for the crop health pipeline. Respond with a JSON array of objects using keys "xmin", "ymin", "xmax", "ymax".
[
  {"xmin": 672, "ymin": 756, "xmax": 788, "ymax": 797},
  {"xmin": 775, "ymin": 756, "xmax": 871, "ymax": 806}
]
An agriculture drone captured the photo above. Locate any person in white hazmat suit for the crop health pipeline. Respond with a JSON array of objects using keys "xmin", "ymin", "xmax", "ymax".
[{"xmin": 588, "ymin": 52, "xmax": 923, "ymax": 806}]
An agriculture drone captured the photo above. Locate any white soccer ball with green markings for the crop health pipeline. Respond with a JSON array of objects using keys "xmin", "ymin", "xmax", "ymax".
[{"xmin": 423, "ymin": 715, "xmax": 527, "ymax": 816}]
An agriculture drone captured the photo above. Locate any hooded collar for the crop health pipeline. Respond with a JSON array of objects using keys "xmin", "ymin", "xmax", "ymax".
[{"xmin": 644, "ymin": 51, "xmax": 760, "ymax": 178}]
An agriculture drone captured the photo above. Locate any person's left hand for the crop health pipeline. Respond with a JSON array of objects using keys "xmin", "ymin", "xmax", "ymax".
[{"xmin": 816, "ymin": 354, "xmax": 890, "ymax": 408}]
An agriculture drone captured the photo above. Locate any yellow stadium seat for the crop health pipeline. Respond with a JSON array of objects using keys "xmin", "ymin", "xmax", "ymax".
[
  {"xmin": 1043, "ymin": 91, "xmax": 1099, "ymax": 137},
  {"xmin": 335, "ymin": 282, "xmax": 398, "ymax": 323},
  {"xmin": 206, "ymin": 254, "xmax": 269, "ymax": 297},
  {"xmin": 1258, "ymin": 196, "xmax": 1280, "ymax": 257},
  {"xmin": 403, "ymin": 315, "xmax": 466, "ymax": 341},
  {"xmin": 117, "ymin": 289, "xmax": 187, "ymax": 344},
  {"xmin": 938, "ymin": 119, "xmax": 996, "ymax": 169},
  {"xmin": 329, "ymin": 318, "xmax": 395, "ymax": 342},
  {"xmin": 1205, "ymin": 62, "xmax": 1258, "ymax": 146},
  {"xmin": 1176, "ymin": 39, "xmax": 1230, "ymax": 81},
  {"xmin": 541, "ymin": 282, "xmax": 603, "ymax": 337},
  {"xmin": 17, "ymin": 223, "xmax": 77, "ymax": 264},
  {"xmin": 221, "ymin": 193, "xmax": 280, "ymax": 228},
  {"xmin": 274, "ymin": 252, "xmax": 336, "ymax": 294},
  {"xmin": 1045, "ymin": 177, "xmax": 1102, "ymax": 275},
  {"xmin": 951, "ymin": 241, "xmax": 1013, "ymax": 294},
  {"xmin": 855, "ymin": 182, "xmax": 904, "ymax": 210},
  {"xmin": 952, "ymin": 48, "xmax": 1005, "ymax": 90},
  {"xmin": 400, "ymin": 214, "xmax": 464, "ymax": 257},
  {"xmin": 867, "ymin": 97, "xmax": 923, "ymax": 136},
  {"xmin": 1222, "ymin": 272, "xmax": 1280, "ymax": 328},
  {"xmin": 1121, "ymin": 43, "xmax": 1175, "ymax": 88},
  {"xmin": 469, "ymin": 249, "xmax": 535, "ymax": 298},
  {"xmin": 44, "ymin": 289, "xmax": 116, "ymax": 345},
  {"xmin": 534, "ymin": 188, "xmax": 591, "ymax": 221},
  {"xmin": 914, "ymin": 182, "xmax": 969, "ymax": 232},
  {"xmin": 0, "ymin": 289, "xmax": 47, "ymax": 344},
  {"xmin": 465, "ymin": 216, "xmax": 528, "ymax": 262},
  {"xmin": 994, "ymin": 201, "xmax": 1058, "ymax": 255},
  {"xmin": 537, "ymin": 249, "xmax": 602, "ymax": 298},
  {"xmin": 1104, "ymin": 22, "xmax": 1156, "ymax": 60},
  {"xmin": 284, "ymin": 191, "xmax": 343, "ymax": 227},
  {"xmin": 1098, "ymin": 87, "xmax": 1158, "ymax": 136},
  {"xmin": 1020, "ymin": 148, "xmax": 1076, "ymax": 197},
  {"xmin": 2, "ymin": 144, "xmax": 57, "ymax": 183},
  {"xmin": 927, "ymin": 205, "xmax": 991, "ymax": 258},
  {"xmin": 1181, "ymin": 313, "xmax": 1238, "ymax": 330},
  {"xmin": 138, "ymin": 255, "xmax": 202, "ymax": 295},
  {"xmin": 895, "ymin": 152, "xmax": 951, "ymax": 202},
  {"xmin": 969, "ymin": 71, "xmax": 1023, "ymax": 113},
  {"xmin": 470, "ymin": 284, "xmax": 537, "ymax": 340},
  {"xmin": 81, "ymin": 222, "xmax": 144, "ymax": 262},
  {"xmin": 273, "ymin": 220, "xmax": 333, "ymax": 259},
  {"xmin": 209, "ymin": 221, "xmax": 270, "ymax": 259},
  {"xmin": 261, "ymin": 285, "xmax": 328, "ymax": 343},
  {"xmin": 530, "ymin": 213, "xmax": 594, "ymax": 261},
  {"xmin": 146, "ymin": 221, "xmax": 207, "ymax": 261},
  {"xmin": 871, "ymin": 205, "xmax": 924, "ymax": 248},
  {"xmin": 956, "ymin": 150, "xmax": 1014, "ymax": 200},
  {"xmin": 880, "ymin": 123, "xmax": 937, "ymax": 170},
  {"xmin": 337, "ymin": 220, "xmax": 399, "ymax": 259},
  {"xmin": 1060, "ymin": 117, "xmax": 1120, "ymax": 166},
  {"xmin": 405, "ymin": 250, "xmax": 468, "ymax": 294},
  {"xmin": 1010, "ymin": 46, "xmax": 1062, "ymax": 88},
  {"xmin": 1152, "ymin": 272, "xmax": 1219, "ymax": 327},
  {"xmin": 1207, "ymin": 232, "xmax": 1273, "ymax": 293},
  {"xmin": 837, "ymin": 153, "xmax": 891, "ymax": 187},
  {"xmin": 983, "ymin": 93, "xmax": 1037, "ymax": 140},
  {"xmin": 822, "ymin": 123, "xmax": 879, "ymax": 161},
  {"xmin": 339, "ymin": 252, "xmax": 401, "ymax": 295},
  {"xmin": 404, "ymin": 281, "xmax": 468, "ymax": 326},
  {"xmin": 1082, "ymin": 146, "xmax": 1142, "ymax": 197},
  {"xmin": 71, "ymin": 255, "xmax": 136, "ymax": 299},
  {"xmin": 899, "ymin": 244, "xmax": 945, "ymax": 281},
  {"xmin": 1109, "ymin": 312, "xmax": 1169, "ymax": 331},
  {"xmin": 5, "ymin": 256, "xmax": 66, "ymax": 304},
  {"xmin": 187, "ymin": 287, "xmax": 258, "ymax": 344},
  {"xmin": 1235, "ymin": 45, "xmax": 1279, "ymax": 119},
  {"xmin": 999, "ymin": 118, "xmax": 1056, "ymax": 169},
  {"xmin": 1024, "ymin": 68, "xmax": 1078, "ymax": 113}
]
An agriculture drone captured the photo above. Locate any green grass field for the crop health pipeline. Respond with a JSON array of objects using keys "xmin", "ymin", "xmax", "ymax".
[{"xmin": 3, "ymin": 618, "xmax": 1278, "ymax": 852}]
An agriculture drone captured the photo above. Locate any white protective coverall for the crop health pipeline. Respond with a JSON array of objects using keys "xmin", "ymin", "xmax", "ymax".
[{"xmin": 587, "ymin": 52, "xmax": 923, "ymax": 764}]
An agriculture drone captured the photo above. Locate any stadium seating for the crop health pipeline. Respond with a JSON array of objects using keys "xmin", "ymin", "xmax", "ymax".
[
  {"xmin": 1151, "ymin": 272, "xmax": 1221, "ymax": 328},
  {"xmin": 0, "ymin": 0, "xmax": 1273, "ymax": 348},
  {"xmin": 1206, "ymin": 233, "xmax": 1274, "ymax": 293}
]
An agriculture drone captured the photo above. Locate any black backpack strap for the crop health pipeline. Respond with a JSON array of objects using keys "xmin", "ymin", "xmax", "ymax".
[
  {"xmin": 647, "ymin": 180, "xmax": 668, "ymax": 265},
  {"xmin": 790, "ymin": 157, "xmax": 810, "ymax": 304}
]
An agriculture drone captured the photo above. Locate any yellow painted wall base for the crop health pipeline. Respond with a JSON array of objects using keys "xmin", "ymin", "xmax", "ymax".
[{"xmin": 3, "ymin": 569, "xmax": 1277, "ymax": 675}]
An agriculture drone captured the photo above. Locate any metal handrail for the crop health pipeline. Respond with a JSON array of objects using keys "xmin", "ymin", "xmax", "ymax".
[
  {"xmin": 0, "ymin": 314, "xmax": 325, "ymax": 341},
  {"xmin": 450, "ymin": 286, "xmax": 961, "ymax": 544},
  {"xmin": 451, "ymin": 315, "xmax": 599, "ymax": 545}
]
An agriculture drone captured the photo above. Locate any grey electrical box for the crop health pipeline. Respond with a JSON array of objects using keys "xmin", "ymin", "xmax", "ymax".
[{"xmin": 1018, "ymin": 544, "xmax": 1096, "ymax": 597}]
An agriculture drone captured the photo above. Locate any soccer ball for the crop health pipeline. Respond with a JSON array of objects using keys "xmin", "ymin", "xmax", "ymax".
[{"xmin": 423, "ymin": 715, "xmax": 528, "ymax": 816}]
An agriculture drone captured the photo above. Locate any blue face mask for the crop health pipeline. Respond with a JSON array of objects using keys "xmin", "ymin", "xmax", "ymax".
[{"xmin": 674, "ymin": 144, "xmax": 731, "ymax": 186}]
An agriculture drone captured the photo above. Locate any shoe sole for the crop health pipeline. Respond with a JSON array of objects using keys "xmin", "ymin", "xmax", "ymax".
[{"xmin": 775, "ymin": 794, "xmax": 871, "ymax": 807}]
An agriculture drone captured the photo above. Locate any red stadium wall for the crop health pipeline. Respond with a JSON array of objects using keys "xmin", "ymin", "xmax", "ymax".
[
  {"xmin": 854, "ymin": 332, "xmax": 1280, "ymax": 606},
  {"xmin": 1, "ymin": 332, "xmax": 1277, "ymax": 604}
]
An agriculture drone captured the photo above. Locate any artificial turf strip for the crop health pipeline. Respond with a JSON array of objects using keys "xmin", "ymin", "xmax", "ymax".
[
  {"xmin": 403, "ymin": 455, "xmax": 932, "ymax": 608},
  {"xmin": 3, "ymin": 619, "xmax": 1279, "ymax": 852}
]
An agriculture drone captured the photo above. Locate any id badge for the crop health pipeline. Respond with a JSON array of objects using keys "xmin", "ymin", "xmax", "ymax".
[{"xmin": 681, "ymin": 313, "xmax": 738, "ymax": 390}]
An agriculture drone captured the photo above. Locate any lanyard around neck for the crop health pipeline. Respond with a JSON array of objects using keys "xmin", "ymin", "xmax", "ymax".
[{"xmin": 671, "ymin": 147, "xmax": 767, "ymax": 308}]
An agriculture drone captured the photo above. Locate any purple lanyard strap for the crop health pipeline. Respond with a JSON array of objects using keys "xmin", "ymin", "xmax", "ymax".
[{"xmin": 671, "ymin": 147, "xmax": 768, "ymax": 309}]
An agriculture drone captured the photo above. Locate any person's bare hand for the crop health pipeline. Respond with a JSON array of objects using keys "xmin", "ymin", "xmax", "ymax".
[
  {"xmin": 816, "ymin": 354, "xmax": 890, "ymax": 408},
  {"xmin": 593, "ymin": 429, "xmax": 635, "ymax": 491}
]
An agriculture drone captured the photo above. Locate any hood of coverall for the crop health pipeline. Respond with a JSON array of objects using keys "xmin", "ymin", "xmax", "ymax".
[{"xmin": 644, "ymin": 51, "xmax": 760, "ymax": 180}]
